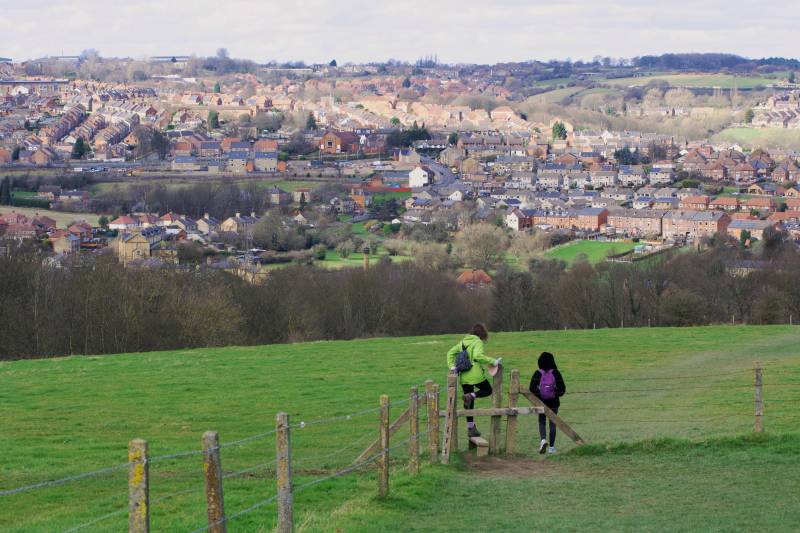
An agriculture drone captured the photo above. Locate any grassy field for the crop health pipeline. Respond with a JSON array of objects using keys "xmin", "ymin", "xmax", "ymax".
[
  {"xmin": 604, "ymin": 73, "xmax": 781, "ymax": 89},
  {"xmin": 0, "ymin": 205, "xmax": 101, "ymax": 227},
  {"xmin": 2, "ymin": 326, "xmax": 799, "ymax": 531},
  {"xmin": 544, "ymin": 240, "xmax": 637, "ymax": 265},
  {"xmin": 713, "ymin": 127, "xmax": 800, "ymax": 150}
]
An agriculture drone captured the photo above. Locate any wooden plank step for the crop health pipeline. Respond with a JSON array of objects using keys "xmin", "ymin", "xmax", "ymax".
[
  {"xmin": 438, "ymin": 406, "xmax": 543, "ymax": 418},
  {"xmin": 468, "ymin": 436, "xmax": 489, "ymax": 457}
]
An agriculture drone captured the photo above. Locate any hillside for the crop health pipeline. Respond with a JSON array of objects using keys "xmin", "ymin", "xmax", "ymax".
[{"xmin": 1, "ymin": 326, "xmax": 799, "ymax": 531}]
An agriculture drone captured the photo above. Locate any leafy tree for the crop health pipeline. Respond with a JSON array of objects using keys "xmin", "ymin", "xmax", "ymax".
[
  {"xmin": 390, "ymin": 116, "xmax": 401, "ymax": 126},
  {"xmin": 71, "ymin": 138, "xmax": 87, "ymax": 159},
  {"xmin": 744, "ymin": 108, "xmax": 755, "ymax": 124},
  {"xmin": 740, "ymin": 229, "xmax": 751, "ymax": 248},
  {"xmin": 299, "ymin": 192, "xmax": 307, "ymax": 211},
  {"xmin": 213, "ymin": 81, "xmax": 221, "ymax": 93},
  {"xmin": 789, "ymin": 71, "xmax": 796, "ymax": 84},
  {"xmin": 306, "ymin": 112, "xmax": 317, "ymax": 131},
  {"xmin": 313, "ymin": 244, "xmax": 327, "ymax": 260},
  {"xmin": 402, "ymin": 77, "xmax": 411, "ymax": 88},
  {"xmin": 207, "ymin": 110, "xmax": 220, "ymax": 130},
  {"xmin": 98, "ymin": 215, "xmax": 109, "ymax": 229},
  {"xmin": 552, "ymin": 121, "xmax": 567, "ymax": 140},
  {"xmin": 447, "ymin": 132, "xmax": 459, "ymax": 145}
]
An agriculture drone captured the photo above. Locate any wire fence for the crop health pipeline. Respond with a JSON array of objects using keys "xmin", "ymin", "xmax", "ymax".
[{"xmin": 2, "ymin": 369, "xmax": 796, "ymax": 532}]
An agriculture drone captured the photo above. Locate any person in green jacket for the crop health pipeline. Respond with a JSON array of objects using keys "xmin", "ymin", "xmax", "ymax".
[{"xmin": 446, "ymin": 323, "xmax": 502, "ymax": 438}]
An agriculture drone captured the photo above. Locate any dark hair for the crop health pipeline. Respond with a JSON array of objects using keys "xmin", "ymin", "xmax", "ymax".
[
  {"xmin": 470, "ymin": 323, "xmax": 488, "ymax": 341},
  {"xmin": 538, "ymin": 351, "xmax": 557, "ymax": 370}
]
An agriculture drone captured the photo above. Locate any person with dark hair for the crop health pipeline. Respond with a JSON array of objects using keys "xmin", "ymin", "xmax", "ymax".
[
  {"xmin": 530, "ymin": 351, "xmax": 566, "ymax": 454},
  {"xmin": 446, "ymin": 323, "xmax": 502, "ymax": 438}
]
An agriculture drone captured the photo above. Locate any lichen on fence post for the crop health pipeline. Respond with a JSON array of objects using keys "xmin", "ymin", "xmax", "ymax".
[
  {"xmin": 128, "ymin": 439, "xmax": 149, "ymax": 533},
  {"xmin": 276, "ymin": 412, "xmax": 293, "ymax": 533},
  {"xmin": 202, "ymin": 431, "xmax": 226, "ymax": 533}
]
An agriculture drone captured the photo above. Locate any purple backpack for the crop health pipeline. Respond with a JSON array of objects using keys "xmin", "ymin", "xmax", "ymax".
[{"xmin": 539, "ymin": 369, "xmax": 556, "ymax": 400}]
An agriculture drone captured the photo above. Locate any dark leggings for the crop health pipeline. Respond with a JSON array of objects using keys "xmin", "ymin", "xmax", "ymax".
[
  {"xmin": 462, "ymin": 380, "xmax": 492, "ymax": 423},
  {"xmin": 539, "ymin": 406, "xmax": 558, "ymax": 446}
]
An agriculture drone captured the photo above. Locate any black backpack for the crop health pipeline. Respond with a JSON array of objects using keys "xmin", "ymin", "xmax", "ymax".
[{"xmin": 455, "ymin": 343, "xmax": 473, "ymax": 373}]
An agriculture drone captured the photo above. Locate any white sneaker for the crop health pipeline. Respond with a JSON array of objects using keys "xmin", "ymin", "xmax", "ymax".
[
  {"xmin": 539, "ymin": 439, "xmax": 547, "ymax": 454},
  {"xmin": 547, "ymin": 447, "xmax": 556, "ymax": 454}
]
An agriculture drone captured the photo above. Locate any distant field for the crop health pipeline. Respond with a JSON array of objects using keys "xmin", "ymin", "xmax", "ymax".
[
  {"xmin": 0, "ymin": 206, "xmax": 101, "ymax": 227},
  {"xmin": 1, "ymin": 326, "xmax": 799, "ymax": 531},
  {"xmin": 712, "ymin": 127, "xmax": 800, "ymax": 150},
  {"xmin": 604, "ymin": 73, "xmax": 780, "ymax": 89},
  {"xmin": 526, "ymin": 87, "xmax": 584, "ymax": 105},
  {"xmin": 544, "ymin": 240, "xmax": 637, "ymax": 265}
]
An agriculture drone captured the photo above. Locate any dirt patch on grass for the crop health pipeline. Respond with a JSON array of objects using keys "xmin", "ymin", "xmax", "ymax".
[{"xmin": 463, "ymin": 454, "xmax": 563, "ymax": 478}]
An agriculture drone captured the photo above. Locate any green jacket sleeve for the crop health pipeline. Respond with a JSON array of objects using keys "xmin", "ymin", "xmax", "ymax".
[
  {"xmin": 470, "ymin": 340, "xmax": 495, "ymax": 366},
  {"xmin": 446, "ymin": 343, "xmax": 459, "ymax": 369}
]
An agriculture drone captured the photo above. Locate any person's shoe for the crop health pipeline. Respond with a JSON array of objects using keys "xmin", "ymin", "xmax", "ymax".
[
  {"xmin": 462, "ymin": 393, "xmax": 474, "ymax": 409},
  {"xmin": 468, "ymin": 425, "xmax": 482, "ymax": 438},
  {"xmin": 539, "ymin": 439, "xmax": 547, "ymax": 454},
  {"xmin": 547, "ymin": 447, "xmax": 557, "ymax": 454}
]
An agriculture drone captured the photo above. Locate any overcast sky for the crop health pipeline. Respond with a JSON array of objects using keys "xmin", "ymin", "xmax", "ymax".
[{"xmin": 2, "ymin": 0, "xmax": 799, "ymax": 64}]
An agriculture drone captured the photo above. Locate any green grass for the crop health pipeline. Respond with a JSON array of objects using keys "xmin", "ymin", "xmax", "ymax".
[
  {"xmin": 604, "ymin": 73, "xmax": 780, "ymax": 89},
  {"xmin": 371, "ymin": 191, "xmax": 411, "ymax": 204},
  {"xmin": 544, "ymin": 240, "xmax": 637, "ymax": 265},
  {"xmin": 712, "ymin": 127, "xmax": 800, "ymax": 150},
  {"xmin": 2, "ymin": 326, "xmax": 800, "ymax": 531},
  {"xmin": 0, "ymin": 205, "xmax": 102, "ymax": 227}
]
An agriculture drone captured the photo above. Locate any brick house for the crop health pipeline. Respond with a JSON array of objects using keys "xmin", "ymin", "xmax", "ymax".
[
  {"xmin": 607, "ymin": 209, "xmax": 664, "ymax": 238},
  {"xmin": 662, "ymin": 210, "xmax": 730, "ymax": 240},
  {"xmin": 320, "ymin": 131, "xmax": 360, "ymax": 154}
]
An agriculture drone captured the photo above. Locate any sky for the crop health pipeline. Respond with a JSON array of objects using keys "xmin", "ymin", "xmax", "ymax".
[{"xmin": 2, "ymin": 0, "xmax": 799, "ymax": 64}]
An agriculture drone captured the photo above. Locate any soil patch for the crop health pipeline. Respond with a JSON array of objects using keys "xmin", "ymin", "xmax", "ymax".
[{"xmin": 462, "ymin": 454, "xmax": 563, "ymax": 478}]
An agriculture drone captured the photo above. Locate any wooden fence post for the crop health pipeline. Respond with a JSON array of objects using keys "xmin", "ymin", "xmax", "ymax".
[
  {"xmin": 424, "ymin": 381, "xmax": 438, "ymax": 463},
  {"xmin": 441, "ymin": 374, "xmax": 458, "ymax": 465},
  {"xmin": 505, "ymin": 370, "xmax": 520, "ymax": 456},
  {"xmin": 754, "ymin": 362, "xmax": 763, "ymax": 433},
  {"xmin": 276, "ymin": 413, "xmax": 293, "ymax": 533},
  {"xmin": 128, "ymin": 439, "xmax": 149, "ymax": 533},
  {"xmin": 378, "ymin": 394, "xmax": 390, "ymax": 498},
  {"xmin": 489, "ymin": 365, "xmax": 504, "ymax": 455},
  {"xmin": 202, "ymin": 431, "xmax": 226, "ymax": 533},
  {"xmin": 409, "ymin": 387, "xmax": 420, "ymax": 475}
]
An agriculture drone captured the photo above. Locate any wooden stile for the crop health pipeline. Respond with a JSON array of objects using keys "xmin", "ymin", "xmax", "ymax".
[
  {"xmin": 441, "ymin": 374, "xmax": 458, "ymax": 464},
  {"xmin": 409, "ymin": 387, "xmax": 420, "ymax": 475},
  {"xmin": 489, "ymin": 364, "xmax": 503, "ymax": 455},
  {"xmin": 425, "ymin": 381, "xmax": 439, "ymax": 463},
  {"xmin": 506, "ymin": 369, "xmax": 520, "ymax": 455},
  {"xmin": 520, "ymin": 391, "xmax": 585, "ymax": 445}
]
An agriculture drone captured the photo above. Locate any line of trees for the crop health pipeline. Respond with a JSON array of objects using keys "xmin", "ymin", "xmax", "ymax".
[{"xmin": 3, "ymin": 232, "xmax": 800, "ymax": 360}]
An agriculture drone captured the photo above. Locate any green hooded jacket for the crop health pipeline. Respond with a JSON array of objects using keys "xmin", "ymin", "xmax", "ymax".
[{"xmin": 446, "ymin": 334, "xmax": 496, "ymax": 385}]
